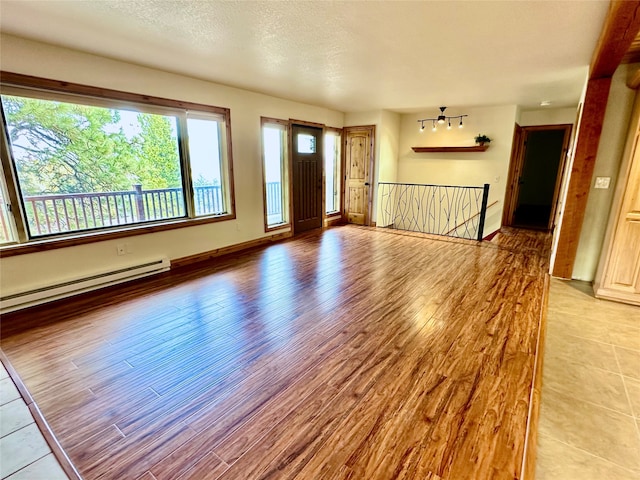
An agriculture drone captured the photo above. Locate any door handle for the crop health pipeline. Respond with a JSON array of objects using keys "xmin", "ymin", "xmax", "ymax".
[{"xmin": 365, "ymin": 182, "xmax": 370, "ymax": 186}]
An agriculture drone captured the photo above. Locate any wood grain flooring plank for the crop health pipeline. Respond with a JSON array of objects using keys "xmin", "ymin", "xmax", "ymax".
[
  {"xmin": 183, "ymin": 328, "xmax": 358, "ymax": 433},
  {"xmin": 214, "ymin": 317, "xmax": 420, "ymax": 467},
  {"xmin": 66, "ymin": 424, "xmax": 124, "ymax": 465},
  {"xmin": 172, "ymin": 451, "xmax": 229, "ymax": 480},
  {"xmin": 301, "ymin": 362, "xmax": 450, "ymax": 479},
  {"xmin": 87, "ymin": 422, "xmax": 197, "ymax": 479},
  {"xmin": 214, "ymin": 384, "xmax": 344, "ymax": 480},
  {"xmin": 53, "ymin": 386, "xmax": 159, "ymax": 446}
]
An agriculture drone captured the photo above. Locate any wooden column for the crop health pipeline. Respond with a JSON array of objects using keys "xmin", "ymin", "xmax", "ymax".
[
  {"xmin": 552, "ymin": 78, "xmax": 612, "ymax": 278},
  {"xmin": 552, "ymin": 0, "xmax": 640, "ymax": 278}
]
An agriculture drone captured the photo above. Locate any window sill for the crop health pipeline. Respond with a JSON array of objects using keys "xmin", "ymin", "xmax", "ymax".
[
  {"xmin": 264, "ymin": 222, "xmax": 291, "ymax": 233},
  {"xmin": 0, "ymin": 213, "xmax": 235, "ymax": 258}
]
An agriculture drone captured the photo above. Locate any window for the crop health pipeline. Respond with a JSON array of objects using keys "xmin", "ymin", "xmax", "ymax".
[
  {"xmin": 297, "ymin": 133, "xmax": 316, "ymax": 154},
  {"xmin": 186, "ymin": 113, "xmax": 231, "ymax": 217},
  {"xmin": 324, "ymin": 130, "xmax": 341, "ymax": 215},
  {"xmin": 261, "ymin": 118, "xmax": 288, "ymax": 229},
  {"xmin": 0, "ymin": 76, "xmax": 234, "ymax": 245}
]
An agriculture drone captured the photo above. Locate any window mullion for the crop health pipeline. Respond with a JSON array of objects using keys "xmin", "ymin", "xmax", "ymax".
[{"xmin": 177, "ymin": 114, "xmax": 195, "ymax": 219}]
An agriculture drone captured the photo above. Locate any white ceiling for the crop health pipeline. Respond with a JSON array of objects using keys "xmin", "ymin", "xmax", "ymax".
[{"xmin": 0, "ymin": 0, "xmax": 609, "ymax": 113}]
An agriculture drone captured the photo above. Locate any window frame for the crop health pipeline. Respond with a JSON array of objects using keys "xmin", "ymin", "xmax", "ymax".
[
  {"xmin": 260, "ymin": 117, "xmax": 290, "ymax": 232},
  {"xmin": 0, "ymin": 72, "xmax": 236, "ymax": 256}
]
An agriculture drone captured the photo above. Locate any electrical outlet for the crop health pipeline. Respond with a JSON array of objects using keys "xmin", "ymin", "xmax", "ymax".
[
  {"xmin": 594, "ymin": 176, "xmax": 610, "ymax": 189},
  {"xmin": 116, "ymin": 243, "xmax": 126, "ymax": 256}
]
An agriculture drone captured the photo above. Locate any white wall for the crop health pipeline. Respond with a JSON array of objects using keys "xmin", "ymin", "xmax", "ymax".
[
  {"xmin": 573, "ymin": 63, "xmax": 637, "ymax": 281},
  {"xmin": 397, "ymin": 105, "xmax": 519, "ymax": 236},
  {"xmin": 378, "ymin": 110, "xmax": 401, "ymax": 186},
  {"xmin": 519, "ymin": 107, "xmax": 577, "ymax": 126},
  {"xmin": 0, "ymin": 34, "xmax": 344, "ymax": 294},
  {"xmin": 343, "ymin": 110, "xmax": 400, "ymax": 224}
]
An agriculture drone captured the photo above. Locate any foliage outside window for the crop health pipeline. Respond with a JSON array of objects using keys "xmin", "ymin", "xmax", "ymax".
[
  {"xmin": 0, "ymin": 84, "xmax": 234, "ymax": 243},
  {"xmin": 324, "ymin": 130, "xmax": 341, "ymax": 214},
  {"xmin": 261, "ymin": 118, "xmax": 288, "ymax": 229}
]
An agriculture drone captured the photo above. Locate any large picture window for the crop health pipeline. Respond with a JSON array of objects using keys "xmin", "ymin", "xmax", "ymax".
[
  {"xmin": 261, "ymin": 118, "xmax": 289, "ymax": 230},
  {"xmin": 0, "ymin": 76, "xmax": 234, "ymax": 245}
]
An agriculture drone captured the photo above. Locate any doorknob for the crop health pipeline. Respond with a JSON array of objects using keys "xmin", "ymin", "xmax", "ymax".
[{"xmin": 365, "ymin": 182, "xmax": 370, "ymax": 186}]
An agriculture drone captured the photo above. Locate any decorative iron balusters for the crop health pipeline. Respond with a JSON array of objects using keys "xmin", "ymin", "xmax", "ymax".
[{"xmin": 378, "ymin": 182, "xmax": 490, "ymax": 241}]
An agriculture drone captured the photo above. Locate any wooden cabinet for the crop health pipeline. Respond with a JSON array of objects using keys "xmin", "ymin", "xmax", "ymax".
[{"xmin": 595, "ymin": 93, "xmax": 640, "ymax": 306}]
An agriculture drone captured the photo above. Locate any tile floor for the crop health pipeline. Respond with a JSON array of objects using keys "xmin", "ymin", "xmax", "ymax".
[
  {"xmin": 0, "ymin": 361, "xmax": 69, "ymax": 480},
  {"xmin": 536, "ymin": 278, "xmax": 640, "ymax": 479}
]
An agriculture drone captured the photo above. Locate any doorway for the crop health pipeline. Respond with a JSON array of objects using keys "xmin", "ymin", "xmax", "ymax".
[
  {"xmin": 343, "ymin": 125, "xmax": 375, "ymax": 225},
  {"xmin": 504, "ymin": 125, "xmax": 571, "ymax": 231},
  {"xmin": 291, "ymin": 124, "xmax": 323, "ymax": 233}
]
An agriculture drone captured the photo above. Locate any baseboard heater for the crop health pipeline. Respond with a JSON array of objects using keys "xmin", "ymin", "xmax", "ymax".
[{"xmin": 0, "ymin": 257, "xmax": 170, "ymax": 313}]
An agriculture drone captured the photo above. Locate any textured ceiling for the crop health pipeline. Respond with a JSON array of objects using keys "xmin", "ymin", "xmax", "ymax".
[{"xmin": 0, "ymin": 0, "xmax": 609, "ymax": 113}]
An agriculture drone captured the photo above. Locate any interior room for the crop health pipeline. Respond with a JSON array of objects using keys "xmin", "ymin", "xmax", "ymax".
[{"xmin": 0, "ymin": 1, "xmax": 638, "ymax": 479}]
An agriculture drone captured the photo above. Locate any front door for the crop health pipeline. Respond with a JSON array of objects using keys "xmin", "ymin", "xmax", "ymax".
[
  {"xmin": 344, "ymin": 126, "xmax": 375, "ymax": 225},
  {"xmin": 291, "ymin": 124, "xmax": 323, "ymax": 233}
]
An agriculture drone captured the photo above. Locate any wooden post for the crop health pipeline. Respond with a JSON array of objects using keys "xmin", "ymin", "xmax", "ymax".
[
  {"xmin": 477, "ymin": 183, "xmax": 490, "ymax": 241},
  {"xmin": 551, "ymin": 78, "xmax": 612, "ymax": 277},
  {"xmin": 133, "ymin": 184, "xmax": 145, "ymax": 221}
]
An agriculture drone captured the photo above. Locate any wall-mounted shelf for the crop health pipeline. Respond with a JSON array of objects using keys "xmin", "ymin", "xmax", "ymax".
[{"xmin": 411, "ymin": 145, "xmax": 489, "ymax": 153}]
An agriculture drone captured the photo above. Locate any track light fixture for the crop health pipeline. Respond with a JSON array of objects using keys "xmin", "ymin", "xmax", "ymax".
[{"xmin": 417, "ymin": 106, "xmax": 468, "ymax": 132}]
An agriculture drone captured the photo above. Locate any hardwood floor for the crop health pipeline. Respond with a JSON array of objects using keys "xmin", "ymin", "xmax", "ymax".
[{"xmin": 0, "ymin": 225, "xmax": 550, "ymax": 480}]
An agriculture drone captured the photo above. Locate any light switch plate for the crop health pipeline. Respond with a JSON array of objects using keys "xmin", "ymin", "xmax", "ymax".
[{"xmin": 594, "ymin": 176, "xmax": 610, "ymax": 189}]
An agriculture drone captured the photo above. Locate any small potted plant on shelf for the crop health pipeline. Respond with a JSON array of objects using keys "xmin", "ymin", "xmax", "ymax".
[{"xmin": 474, "ymin": 134, "xmax": 491, "ymax": 146}]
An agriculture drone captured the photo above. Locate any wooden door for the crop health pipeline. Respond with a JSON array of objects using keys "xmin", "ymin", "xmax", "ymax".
[
  {"xmin": 344, "ymin": 126, "xmax": 374, "ymax": 225},
  {"xmin": 595, "ymin": 95, "xmax": 640, "ymax": 305},
  {"xmin": 503, "ymin": 123, "xmax": 523, "ymax": 226},
  {"xmin": 291, "ymin": 124, "xmax": 323, "ymax": 233}
]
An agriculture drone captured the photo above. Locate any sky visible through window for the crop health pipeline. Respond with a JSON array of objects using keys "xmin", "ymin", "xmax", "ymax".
[{"xmin": 263, "ymin": 126, "xmax": 283, "ymax": 183}]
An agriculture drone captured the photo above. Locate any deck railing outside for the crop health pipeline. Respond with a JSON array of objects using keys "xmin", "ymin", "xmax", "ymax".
[
  {"xmin": 265, "ymin": 181, "xmax": 282, "ymax": 216},
  {"xmin": 378, "ymin": 182, "xmax": 490, "ymax": 241},
  {"xmin": 16, "ymin": 184, "xmax": 231, "ymax": 237}
]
